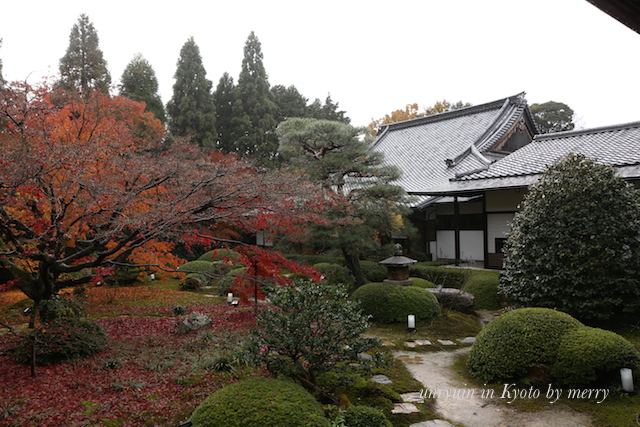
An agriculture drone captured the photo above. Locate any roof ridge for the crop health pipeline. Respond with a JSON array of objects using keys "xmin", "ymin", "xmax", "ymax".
[
  {"xmin": 379, "ymin": 92, "xmax": 526, "ymax": 132},
  {"xmin": 534, "ymin": 120, "xmax": 640, "ymax": 141}
]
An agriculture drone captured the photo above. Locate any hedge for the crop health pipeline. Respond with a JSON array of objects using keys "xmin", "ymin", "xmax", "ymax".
[{"xmin": 351, "ymin": 283, "xmax": 439, "ymax": 323}]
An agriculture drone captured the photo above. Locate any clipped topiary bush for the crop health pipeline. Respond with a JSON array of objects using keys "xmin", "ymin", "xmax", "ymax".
[
  {"xmin": 467, "ymin": 307, "xmax": 583, "ymax": 382},
  {"xmin": 190, "ymin": 378, "xmax": 329, "ymax": 427},
  {"xmin": 314, "ymin": 262, "xmax": 355, "ymax": 287},
  {"xmin": 464, "ymin": 271, "xmax": 501, "ymax": 310},
  {"xmin": 343, "ymin": 405, "xmax": 392, "ymax": 427},
  {"xmin": 408, "ymin": 277, "xmax": 436, "ymax": 289},
  {"xmin": 409, "ymin": 265, "xmax": 468, "ymax": 288},
  {"xmin": 198, "ymin": 248, "xmax": 242, "ymax": 263},
  {"xmin": 551, "ymin": 327, "xmax": 640, "ymax": 388},
  {"xmin": 351, "ymin": 283, "xmax": 439, "ymax": 323},
  {"xmin": 359, "ymin": 260, "xmax": 387, "ymax": 283},
  {"xmin": 15, "ymin": 319, "xmax": 107, "ymax": 365},
  {"xmin": 217, "ymin": 266, "xmax": 248, "ymax": 296},
  {"xmin": 178, "ymin": 260, "xmax": 218, "ymax": 276}
]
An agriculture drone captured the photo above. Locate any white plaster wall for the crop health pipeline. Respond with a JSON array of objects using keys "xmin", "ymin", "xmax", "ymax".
[
  {"xmin": 487, "ymin": 213, "xmax": 514, "ymax": 252},
  {"xmin": 435, "ymin": 230, "xmax": 484, "ymax": 261}
]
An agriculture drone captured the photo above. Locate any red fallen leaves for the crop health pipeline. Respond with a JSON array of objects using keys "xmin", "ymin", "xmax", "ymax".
[{"xmin": 0, "ymin": 292, "xmax": 262, "ymax": 427}]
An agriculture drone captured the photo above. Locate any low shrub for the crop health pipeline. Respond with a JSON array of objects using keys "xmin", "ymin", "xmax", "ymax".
[
  {"xmin": 178, "ymin": 260, "xmax": 218, "ymax": 280},
  {"xmin": 359, "ymin": 260, "xmax": 387, "ymax": 282},
  {"xmin": 190, "ymin": 378, "xmax": 329, "ymax": 427},
  {"xmin": 467, "ymin": 308, "xmax": 583, "ymax": 382},
  {"xmin": 314, "ymin": 262, "xmax": 355, "ymax": 287},
  {"xmin": 409, "ymin": 265, "xmax": 468, "ymax": 288},
  {"xmin": 464, "ymin": 271, "xmax": 501, "ymax": 310},
  {"xmin": 182, "ymin": 273, "xmax": 207, "ymax": 290},
  {"xmin": 408, "ymin": 277, "xmax": 436, "ymax": 288},
  {"xmin": 14, "ymin": 319, "xmax": 107, "ymax": 365},
  {"xmin": 217, "ymin": 266, "xmax": 248, "ymax": 296},
  {"xmin": 198, "ymin": 248, "xmax": 242, "ymax": 262},
  {"xmin": 351, "ymin": 283, "xmax": 439, "ymax": 323},
  {"xmin": 551, "ymin": 327, "xmax": 640, "ymax": 388},
  {"xmin": 343, "ymin": 405, "xmax": 392, "ymax": 427}
]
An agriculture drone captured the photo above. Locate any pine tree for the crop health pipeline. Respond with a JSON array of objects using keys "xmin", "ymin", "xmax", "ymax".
[
  {"xmin": 166, "ymin": 37, "xmax": 216, "ymax": 148},
  {"xmin": 213, "ymin": 72, "xmax": 236, "ymax": 152},
  {"xmin": 59, "ymin": 14, "xmax": 111, "ymax": 94},
  {"xmin": 231, "ymin": 32, "xmax": 278, "ymax": 166},
  {"xmin": 119, "ymin": 53, "xmax": 166, "ymax": 122}
]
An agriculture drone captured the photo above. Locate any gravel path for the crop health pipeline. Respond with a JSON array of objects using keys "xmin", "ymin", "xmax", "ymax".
[{"xmin": 396, "ymin": 349, "xmax": 594, "ymax": 427}]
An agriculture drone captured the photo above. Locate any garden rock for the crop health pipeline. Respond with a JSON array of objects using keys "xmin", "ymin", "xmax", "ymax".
[
  {"xmin": 410, "ymin": 421, "xmax": 455, "ymax": 427},
  {"xmin": 427, "ymin": 288, "xmax": 475, "ymax": 313},
  {"xmin": 176, "ymin": 312, "xmax": 211, "ymax": 334},
  {"xmin": 392, "ymin": 402, "xmax": 420, "ymax": 414},
  {"xmin": 370, "ymin": 374, "xmax": 392, "ymax": 385}
]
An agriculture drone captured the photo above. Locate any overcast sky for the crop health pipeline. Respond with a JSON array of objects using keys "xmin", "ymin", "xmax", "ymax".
[{"xmin": 2, "ymin": 0, "xmax": 639, "ymax": 129}]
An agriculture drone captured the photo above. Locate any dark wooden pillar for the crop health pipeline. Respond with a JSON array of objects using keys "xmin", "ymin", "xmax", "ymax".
[{"xmin": 454, "ymin": 196, "xmax": 460, "ymax": 266}]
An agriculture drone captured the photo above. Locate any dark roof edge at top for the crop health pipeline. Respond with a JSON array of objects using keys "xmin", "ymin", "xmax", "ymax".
[
  {"xmin": 533, "ymin": 120, "xmax": 640, "ymax": 141},
  {"xmin": 377, "ymin": 92, "xmax": 527, "ymax": 133}
]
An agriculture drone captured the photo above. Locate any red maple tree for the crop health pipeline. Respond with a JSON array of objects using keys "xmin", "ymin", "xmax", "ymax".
[{"xmin": 0, "ymin": 81, "xmax": 327, "ymax": 325}]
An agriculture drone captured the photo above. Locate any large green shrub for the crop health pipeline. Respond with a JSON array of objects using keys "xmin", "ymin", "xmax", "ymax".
[
  {"xmin": 500, "ymin": 154, "xmax": 640, "ymax": 321},
  {"xmin": 351, "ymin": 283, "xmax": 439, "ymax": 323},
  {"xmin": 408, "ymin": 277, "xmax": 436, "ymax": 289},
  {"xmin": 343, "ymin": 405, "xmax": 392, "ymax": 427},
  {"xmin": 409, "ymin": 265, "xmax": 468, "ymax": 288},
  {"xmin": 551, "ymin": 327, "xmax": 640, "ymax": 388},
  {"xmin": 467, "ymin": 308, "xmax": 583, "ymax": 382},
  {"xmin": 15, "ymin": 319, "xmax": 107, "ymax": 365},
  {"xmin": 359, "ymin": 260, "xmax": 387, "ymax": 282},
  {"xmin": 190, "ymin": 378, "xmax": 329, "ymax": 427},
  {"xmin": 314, "ymin": 262, "xmax": 355, "ymax": 287}
]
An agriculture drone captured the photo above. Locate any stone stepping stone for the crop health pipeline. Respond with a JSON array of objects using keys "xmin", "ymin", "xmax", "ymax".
[
  {"xmin": 410, "ymin": 420, "xmax": 455, "ymax": 427},
  {"xmin": 414, "ymin": 339, "xmax": 432, "ymax": 346},
  {"xmin": 370, "ymin": 374, "xmax": 392, "ymax": 385},
  {"xmin": 358, "ymin": 353, "xmax": 373, "ymax": 361},
  {"xmin": 401, "ymin": 392, "xmax": 424, "ymax": 403},
  {"xmin": 392, "ymin": 402, "xmax": 420, "ymax": 414},
  {"xmin": 437, "ymin": 339, "xmax": 456, "ymax": 346},
  {"xmin": 459, "ymin": 337, "xmax": 476, "ymax": 344},
  {"xmin": 404, "ymin": 341, "xmax": 418, "ymax": 348},
  {"xmin": 381, "ymin": 340, "xmax": 396, "ymax": 346}
]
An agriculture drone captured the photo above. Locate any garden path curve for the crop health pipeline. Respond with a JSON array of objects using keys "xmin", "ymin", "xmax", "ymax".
[{"xmin": 396, "ymin": 348, "xmax": 594, "ymax": 427}]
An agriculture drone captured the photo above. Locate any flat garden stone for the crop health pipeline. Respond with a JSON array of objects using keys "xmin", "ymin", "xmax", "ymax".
[
  {"xmin": 410, "ymin": 420, "xmax": 455, "ymax": 427},
  {"xmin": 404, "ymin": 341, "xmax": 418, "ymax": 348},
  {"xmin": 459, "ymin": 337, "xmax": 476, "ymax": 344},
  {"xmin": 401, "ymin": 392, "xmax": 425, "ymax": 403},
  {"xmin": 358, "ymin": 352, "xmax": 373, "ymax": 361},
  {"xmin": 381, "ymin": 340, "xmax": 396, "ymax": 346},
  {"xmin": 414, "ymin": 340, "xmax": 432, "ymax": 346},
  {"xmin": 437, "ymin": 339, "xmax": 456, "ymax": 346},
  {"xmin": 370, "ymin": 374, "xmax": 392, "ymax": 385},
  {"xmin": 392, "ymin": 402, "xmax": 420, "ymax": 414}
]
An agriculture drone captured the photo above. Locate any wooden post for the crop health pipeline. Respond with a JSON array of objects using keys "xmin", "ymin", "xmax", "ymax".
[{"xmin": 454, "ymin": 196, "xmax": 460, "ymax": 266}]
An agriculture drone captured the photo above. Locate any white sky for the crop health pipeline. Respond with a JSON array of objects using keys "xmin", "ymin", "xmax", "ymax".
[{"xmin": 2, "ymin": 0, "xmax": 639, "ymax": 129}]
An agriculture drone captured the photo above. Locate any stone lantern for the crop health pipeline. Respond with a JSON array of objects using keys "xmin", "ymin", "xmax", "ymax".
[{"xmin": 379, "ymin": 243, "xmax": 417, "ymax": 286}]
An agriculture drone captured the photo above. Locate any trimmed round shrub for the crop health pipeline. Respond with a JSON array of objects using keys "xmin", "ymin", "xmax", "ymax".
[
  {"xmin": 408, "ymin": 277, "xmax": 436, "ymax": 288},
  {"xmin": 343, "ymin": 405, "xmax": 392, "ymax": 427},
  {"xmin": 409, "ymin": 265, "xmax": 468, "ymax": 288},
  {"xmin": 183, "ymin": 273, "xmax": 207, "ymax": 290},
  {"xmin": 551, "ymin": 327, "xmax": 640, "ymax": 388},
  {"xmin": 198, "ymin": 248, "xmax": 242, "ymax": 262},
  {"xmin": 468, "ymin": 307, "xmax": 583, "ymax": 382},
  {"xmin": 217, "ymin": 266, "xmax": 248, "ymax": 296},
  {"xmin": 15, "ymin": 319, "xmax": 107, "ymax": 365},
  {"xmin": 464, "ymin": 272, "xmax": 501, "ymax": 310},
  {"xmin": 359, "ymin": 260, "xmax": 387, "ymax": 282},
  {"xmin": 314, "ymin": 262, "xmax": 355, "ymax": 287},
  {"xmin": 351, "ymin": 283, "xmax": 439, "ymax": 323},
  {"xmin": 190, "ymin": 378, "xmax": 329, "ymax": 427},
  {"xmin": 178, "ymin": 260, "xmax": 218, "ymax": 276}
]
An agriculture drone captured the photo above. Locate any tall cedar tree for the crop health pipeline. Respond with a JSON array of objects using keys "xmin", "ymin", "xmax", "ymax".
[
  {"xmin": 278, "ymin": 118, "xmax": 409, "ymax": 286},
  {"xmin": 231, "ymin": 32, "xmax": 279, "ymax": 167},
  {"xmin": 271, "ymin": 84, "xmax": 309, "ymax": 123},
  {"xmin": 213, "ymin": 72, "xmax": 236, "ymax": 152},
  {"xmin": 166, "ymin": 37, "xmax": 217, "ymax": 148},
  {"xmin": 307, "ymin": 94, "xmax": 350, "ymax": 124},
  {"xmin": 58, "ymin": 14, "xmax": 111, "ymax": 94},
  {"xmin": 119, "ymin": 53, "xmax": 166, "ymax": 123}
]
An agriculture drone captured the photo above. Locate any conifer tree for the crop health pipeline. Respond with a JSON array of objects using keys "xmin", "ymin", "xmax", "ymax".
[
  {"xmin": 166, "ymin": 37, "xmax": 216, "ymax": 148},
  {"xmin": 119, "ymin": 53, "xmax": 166, "ymax": 123},
  {"xmin": 271, "ymin": 84, "xmax": 309, "ymax": 123},
  {"xmin": 213, "ymin": 72, "xmax": 236, "ymax": 152},
  {"xmin": 231, "ymin": 32, "xmax": 278, "ymax": 166},
  {"xmin": 59, "ymin": 14, "xmax": 111, "ymax": 94}
]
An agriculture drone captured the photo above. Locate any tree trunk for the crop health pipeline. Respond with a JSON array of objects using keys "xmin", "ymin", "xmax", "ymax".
[{"xmin": 341, "ymin": 246, "xmax": 367, "ymax": 288}]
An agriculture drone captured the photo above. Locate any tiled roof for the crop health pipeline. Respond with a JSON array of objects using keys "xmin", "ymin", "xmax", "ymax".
[
  {"xmin": 457, "ymin": 121, "xmax": 640, "ymax": 181},
  {"xmin": 421, "ymin": 121, "xmax": 640, "ymax": 196},
  {"xmin": 371, "ymin": 93, "xmax": 530, "ymax": 206}
]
